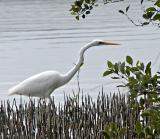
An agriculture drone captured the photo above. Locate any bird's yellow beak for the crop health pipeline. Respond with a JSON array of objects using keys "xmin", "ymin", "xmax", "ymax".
[{"xmin": 100, "ymin": 41, "xmax": 120, "ymax": 46}]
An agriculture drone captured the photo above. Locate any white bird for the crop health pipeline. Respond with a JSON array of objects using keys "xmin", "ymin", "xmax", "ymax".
[{"xmin": 9, "ymin": 40, "xmax": 119, "ymax": 99}]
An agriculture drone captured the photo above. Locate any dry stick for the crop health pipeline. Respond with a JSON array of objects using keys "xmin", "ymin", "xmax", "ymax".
[
  {"xmin": 77, "ymin": 68, "xmax": 81, "ymax": 94},
  {"xmin": 2, "ymin": 93, "xmax": 139, "ymax": 138}
]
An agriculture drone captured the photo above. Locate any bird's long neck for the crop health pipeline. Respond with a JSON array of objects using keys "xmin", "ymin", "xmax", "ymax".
[{"xmin": 62, "ymin": 42, "xmax": 94, "ymax": 85}]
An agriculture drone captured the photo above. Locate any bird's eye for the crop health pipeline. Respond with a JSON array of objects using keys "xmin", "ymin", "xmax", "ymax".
[{"xmin": 99, "ymin": 41, "xmax": 103, "ymax": 44}]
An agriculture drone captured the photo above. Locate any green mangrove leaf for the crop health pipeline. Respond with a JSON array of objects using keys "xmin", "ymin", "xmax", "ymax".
[{"xmin": 126, "ymin": 56, "xmax": 133, "ymax": 65}]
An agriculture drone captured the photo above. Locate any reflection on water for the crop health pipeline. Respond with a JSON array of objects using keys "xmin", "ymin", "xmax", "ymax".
[{"xmin": 0, "ymin": 0, "xmax": 160, "ymax": 103}]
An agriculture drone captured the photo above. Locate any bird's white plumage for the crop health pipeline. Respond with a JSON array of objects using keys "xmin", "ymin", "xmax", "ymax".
[
  {"xmin": 9, "ymin": 71, "xmax": 63, "ymax": 98},
  {"xmin": 9, "ymin": 40, "xmax": 119, "ymax": 98}
]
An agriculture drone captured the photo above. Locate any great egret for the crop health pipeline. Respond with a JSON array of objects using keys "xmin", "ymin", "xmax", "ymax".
[{"xmin": 9, "ymin": 40, "xmax": 119, "ymax": 99}]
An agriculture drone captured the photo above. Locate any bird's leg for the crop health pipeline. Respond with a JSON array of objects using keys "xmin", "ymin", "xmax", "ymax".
[
  {"xmin": 19, "ymin": 94, "xmax": 23, "ymax": 112},
  {"xmin": 20, "ymin": 94, "xmax": 22, "ymax": 106},
  {"xmin": 49, "ymin": 96, "xmax": 52, "ymax": 103},
  {"xmin": 49, "ymin": 96, "xmax": 54, "ymax": 108}
]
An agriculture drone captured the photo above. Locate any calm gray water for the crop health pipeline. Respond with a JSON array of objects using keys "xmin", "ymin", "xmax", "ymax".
[{"xmin": 0, "ymin": 0, "xmax": 160, "ymax": 103}]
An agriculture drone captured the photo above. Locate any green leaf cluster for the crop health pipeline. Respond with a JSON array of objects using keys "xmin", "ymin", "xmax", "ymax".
[
  {"xmin": 103, "ymin": 56, "xmax": 160, "ymax": 103},
  {"xmin": 69, "ymin": 0, "xmax": 97, "ymax": 20},
  {"xmin": 134, "ymin": 108, "xmax": 160, "ymax": 139},
  {"xmin": 142, "ymin": 0, "xmax": 160, "ymax": 24},
  {"xmin": 101, "ymin": 122, "xmax": 126, "ymax": 139},
  {"xmin": 70, "ymin": 0, "xmax": 123, "ymax": 20},
  {"xmin": 102, "ymin": 55, "xmax": 160, "ymax": 139},
  {"xmin": 119, "ymin": 0, "xmax": 160, "ymax": 26},
  {"xmin": 70, "ymin": 0, "xmax": 160, "ymax": 26}
]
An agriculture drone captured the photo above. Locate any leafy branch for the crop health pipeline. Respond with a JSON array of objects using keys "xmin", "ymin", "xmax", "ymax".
[
  {"xmin": 102, "ymin": 56, "xmax": 160, "ymax": 139},
  {"xmin": 103, "ymin": 56, "xmax": 160, "ymax": 103},
  {"xmin": 69, "ymin": 0, "xmax": 123, "ymax": 20},
  {"xmin": 70, "ymin": 0, "xmax": 160, "ymax": 26},
  {"xmin": 119, "ymin": 0, "xmax": 160, "ymax": 27}
]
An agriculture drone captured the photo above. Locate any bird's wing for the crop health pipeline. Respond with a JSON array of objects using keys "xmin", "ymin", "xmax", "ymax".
[{"xmin": 9, "ymin": 71, "xmax": 62, "ymax": 97}]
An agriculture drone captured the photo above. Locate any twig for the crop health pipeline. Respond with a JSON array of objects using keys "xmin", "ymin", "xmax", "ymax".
[{"xmin": 77, "ymin": 68, "xmax": 81, "ymax": 94}]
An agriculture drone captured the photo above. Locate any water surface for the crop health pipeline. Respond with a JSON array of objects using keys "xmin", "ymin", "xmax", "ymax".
[{"xmin": 0, "ymin": 0, "xmax": 160, "ymax": 103}]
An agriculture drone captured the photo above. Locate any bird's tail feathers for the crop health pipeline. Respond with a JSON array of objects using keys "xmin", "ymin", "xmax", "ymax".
[{"xmin": 8, "ymin": 87, "xmax": 18, "ymax": 96}]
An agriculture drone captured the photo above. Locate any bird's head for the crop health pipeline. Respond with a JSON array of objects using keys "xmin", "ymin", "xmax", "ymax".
[
  {"xmin": 90, "ymin": 39, "xmax": 120, "ymax": 46},
  {"xmin": 79, "ymin": 39, "xmax": 120, "ymax": 65}
]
